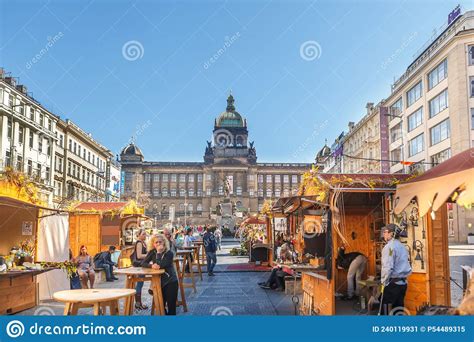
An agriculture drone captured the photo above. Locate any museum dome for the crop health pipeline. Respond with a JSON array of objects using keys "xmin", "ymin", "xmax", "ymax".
[
  {"xmin": 215, "ymin": 94, "xmax": 245, "ymax": 128},
  {"xmin": 121, "ymin": 142, "xmax": 144, "ymax": 157}
]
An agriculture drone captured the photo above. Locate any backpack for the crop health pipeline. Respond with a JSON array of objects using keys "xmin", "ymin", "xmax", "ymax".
[{"xmin": 93, "ymin": 252, "xmax": 102, "ymax": 264}]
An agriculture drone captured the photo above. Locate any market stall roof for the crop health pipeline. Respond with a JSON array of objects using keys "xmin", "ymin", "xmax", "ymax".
[
  {"xmin": 272, "ymin": 195, "xmax": 328, "ymax": 214},
  {"xmin": 0, "ymin": 196, "xmax": 60, "ymax": 212},
  {"xmin": 394, "ymin": 148, "xmax": 474, "ymax": 217},
  {"xmin": 71, "ymin": 200, "xmax": 144, "ymax": 216},
  {"xmin": 241, "ymin": 216, "xmax": 266, "ymax": 225},
  {"xmin": 316, "ymin": 173, "xmax": 410, "ymax": 192}
]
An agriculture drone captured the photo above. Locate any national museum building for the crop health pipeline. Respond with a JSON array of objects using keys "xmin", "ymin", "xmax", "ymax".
[{"xmin": 120, "ymin": 95, "xmax": 311, "ymax": 225}]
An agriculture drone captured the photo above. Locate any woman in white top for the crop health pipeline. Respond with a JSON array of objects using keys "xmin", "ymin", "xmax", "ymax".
[{"xmin": 183, "ymin": 228, "xmax": 194, "ymax": 247}]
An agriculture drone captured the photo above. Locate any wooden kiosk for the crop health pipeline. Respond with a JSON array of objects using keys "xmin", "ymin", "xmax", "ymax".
[
  {"xmin": 69, "ymin": 201, "xmax": 147, "ymax": 261},
  {"xmin": 0, "ymin": 173, "xmax": 56, "ymax": 314},
  {"xmin": 271, "ymin": 171, "xmax": 451, "ymax": 315}
]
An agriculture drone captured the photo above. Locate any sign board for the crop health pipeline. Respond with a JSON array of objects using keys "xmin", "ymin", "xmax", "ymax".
[
  {"xmin": 22, "ymin": 221, "xmax": 33, "ymax": 235},
  {"xmin": 448, "ymin": 5, "xmax": 461, "ymax": 26},
  {"xmin": 274, "ymin": 217, "xmax": 287, "ymax": 232}
]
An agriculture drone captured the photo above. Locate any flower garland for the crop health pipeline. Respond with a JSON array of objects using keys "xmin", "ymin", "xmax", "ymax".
[{"xmin": 0, "ymin": 167, "xmax": 43, "ymax": 205}]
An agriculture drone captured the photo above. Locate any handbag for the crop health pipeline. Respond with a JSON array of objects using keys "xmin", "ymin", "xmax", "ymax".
[{"xmin": 131, "ymin": 241, "xmax": 145, "ymax": 267}]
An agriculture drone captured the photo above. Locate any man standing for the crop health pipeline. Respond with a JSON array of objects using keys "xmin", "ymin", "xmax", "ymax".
[
  {"xmin": 380, "ymin": 224, "xmax": 412, "ymax": 315},
  {"xmin": 203, "ymin": 227, "xmax": 217, "ymax": 276},
  {"xmin": 336, "ymin": 246, "xmax": 367, "ymax": 300},
  {"xmin": 94, "ymin": 246, "xmax": 118, "ymax": 282}
]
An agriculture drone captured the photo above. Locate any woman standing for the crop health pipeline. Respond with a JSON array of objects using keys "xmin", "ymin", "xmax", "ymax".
[
  {"xmin": 141, "ymin": 234, "xmax": 179, "ymax": 315},
  {"xmin": 133, "ymin": 229, "xmax": 148, "ymax": 310},
  {"xmin": 75, "ymin": 245, "xmax": 95, "ymax": 289}
]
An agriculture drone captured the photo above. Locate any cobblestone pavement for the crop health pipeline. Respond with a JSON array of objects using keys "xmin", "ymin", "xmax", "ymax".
[{"xmin": 18, "ymin": 238, "xmax": 296, "ymax": 316}]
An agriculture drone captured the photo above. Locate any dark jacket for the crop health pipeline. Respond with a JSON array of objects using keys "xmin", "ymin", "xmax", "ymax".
[
  {"xmin": 203, "ymin": 231, "xmax": 217, "ymax": 253},
  {"xmin": 95, "ymin": 251, "xmax": 115, "ymax": 267},
  {"xmin": 336, "ymin": 249, "xmax": 362, "ymax": 270},
  {"xmin": 141, "ymin": 249, "xmax": 178, "ymax": 286}
]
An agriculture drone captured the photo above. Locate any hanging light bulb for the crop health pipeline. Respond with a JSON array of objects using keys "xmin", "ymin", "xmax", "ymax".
[{"xmin": 430, "ymin": 210, "xmax": 436, "ymax": 220}]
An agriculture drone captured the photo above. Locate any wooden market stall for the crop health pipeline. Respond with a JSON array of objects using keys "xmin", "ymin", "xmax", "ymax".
[
  {"xmin": 68, "ymin": 201, "xmax": 148, "ymax": 263},
  {"xmin": 272, "ymin": 172, "xmax": 427, "ymax": 315},
  {"xmin": 393, "ymin": 147, "xmax": 474, "ymax": 312},
  {"xmin": 0, "ymin": 171, "xmax": 61, "ymax": 314}
]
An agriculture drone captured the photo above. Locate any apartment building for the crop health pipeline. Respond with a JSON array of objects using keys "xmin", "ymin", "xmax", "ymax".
[
  {"xmin": 53, "ymin": 118, "xmax": 113, "ymax": 207},
  {"xmin": 0, "ymin": 69, "xmax": 58, "ymax": 205}
]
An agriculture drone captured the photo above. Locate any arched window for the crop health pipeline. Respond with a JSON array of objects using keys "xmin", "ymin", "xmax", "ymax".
[
  {"xmin": 179, "ymin": 203, "xmax": 185, "ymax": 212},
  {"xmin": 197, "ymin": 203, "xmax": 203, "ymax": 211},
  {"xmin": 188, "ymin": 204, "xmax": 193, "ymax": 213},
  {"xmin": 162, "ymin": 188, "xmax": 168, "ymax": 197},
  {"xmin": 179, "ymin": 188, "xmax": 186, "ymax": 197}
]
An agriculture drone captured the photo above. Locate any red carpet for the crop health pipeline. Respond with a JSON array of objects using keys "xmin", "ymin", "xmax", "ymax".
[{"xmin": 226, "ymin": 263, "xmax": 271, "ymax": 272}]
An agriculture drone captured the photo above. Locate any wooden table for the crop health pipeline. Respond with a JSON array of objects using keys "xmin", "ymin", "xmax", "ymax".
[
  {"xmin": 53, "ymin": 289, "xmax": 136, "ymax": 315},
  {"xmin": 182, "ymin": 245, "xmax": 203, "ymax": 280},
  {"xmin": 115, "ymin": 267, "xmax": 166, "ymax": 315},
  {"xmin": 174, "ymin": 257, "xmax": 188, "ymax": 312},
  {"xmin": 176, "ymin": 250, "xmax": 196, "ymax": 293}
]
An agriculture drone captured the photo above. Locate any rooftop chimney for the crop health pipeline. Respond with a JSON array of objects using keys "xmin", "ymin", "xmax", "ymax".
[
  {"xmin": 16, "ymin": 85, "xmax": 28, "ymax": 94},
  {"xmin": 348, "ymin": 122, "xmax": 355, "ymax": 131},
  {"xmin": 4, "ymin": 77, "xmax": 17, "ymax": 87}
]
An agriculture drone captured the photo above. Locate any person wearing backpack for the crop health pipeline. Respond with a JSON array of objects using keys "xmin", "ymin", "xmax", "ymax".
[
  {"xmin": 94, "ymin": 246, "xmax": 118, "ymax": 282},
  {"xmin": 131, "ymin": 229, "xmax": 148, "ymax": 310}
]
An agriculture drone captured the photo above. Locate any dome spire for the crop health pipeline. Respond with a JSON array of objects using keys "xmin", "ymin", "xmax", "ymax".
[{"xmin": 226, "ymin": 92, "xmax": 235, "ymax": 112}]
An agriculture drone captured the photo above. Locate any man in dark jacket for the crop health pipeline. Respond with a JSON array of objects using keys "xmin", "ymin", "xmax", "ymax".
[
  {"xmin": 337, "ymin": 246, "xmax": 367, "ymax": 300},
  {"xmin": 203, "ymin": 227, "xmax": 217, "ymax": 276},
  {"xmin": 94, "ymin": 246, "xmax": 118, "ymax": 282}
]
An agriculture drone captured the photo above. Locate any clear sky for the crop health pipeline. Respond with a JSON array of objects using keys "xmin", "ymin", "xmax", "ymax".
[{"xmin": 0, "ymin": 0, "xmax": 470, "ymax": 163}]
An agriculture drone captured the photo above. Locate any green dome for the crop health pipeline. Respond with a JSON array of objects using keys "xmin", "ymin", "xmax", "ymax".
[{"xmin": 215, "ymin": 94, "xmax": 245, "ymax": 128}]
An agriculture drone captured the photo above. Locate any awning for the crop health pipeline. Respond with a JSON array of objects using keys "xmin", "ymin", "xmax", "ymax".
[
  {"xmin": 394, "ymin": 148, "xmax": 474, "ymax": 217},
  {"xmin": 241, "ymin": 216, "xmax": 266, "ymax": 225}
]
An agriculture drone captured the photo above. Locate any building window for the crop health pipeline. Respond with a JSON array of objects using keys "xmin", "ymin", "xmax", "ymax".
[
  {"xmin": 390, "ymin": 147, "xmax": 402, "ymax": 166},
  {"xmin": 152, "ymin": 174, "xmax": 159, "ymax": 182},
  {"xmin": 236, "ymin": 186, "xmax": 242, "ymax": 195},
  {"xmin": 188, "ymin": 188, "xmax": 194, "ymax": 196},
  {"xmin": 470, "ymin": 77, "xmax": 474, "ymax": 97},
  {"xmin": 16, "ymin": 155, "xmax": 23, "ymax": 171},
  {"xmin": 179, "ymin": 188, "xmax": 186, "ymax": 197},
  {"xmin": 407, "ymin": 81, "xmax": 422, "ymax": 107},
  {"xmin": 45, "ymin": 167, "xmax": 50, "ymax": 183},
  {"xmin": 429, "ymin": 89, "xmax": 448, "ymax": 118},
  {"xmin": 266, "ymin": 175, "xmax": 272, "ymax": 183},
  {"xmin": 179, "ymin": 203, "xmax": 185, "ymax": 212},
  {"xmin": 188, "ymin": 174, "xmax": 195, "ymax": 182},
  {"xmin": 179, "ymin": 174, "xmax": 186, "ymax": 182},
  {"xmin": 274, "ymin": 175, "xmax": 280, "ymax": 183},
  {"xmin": 248, "ymin": 174, "xmax": 255, "ymax": 182},
  {"xmin": 162, "ymin": 188, "xmax": 168, "ymax": 197},
  {"xmin": 46, "ymin": 140, "xmax": 51, "ymax": 156},
  {"xmin": 471, "ymin": 108, "xmax": 474, "ymax": 130},
  {"xmin": 266, "ymin": 189, "xmax": 272, "ymax": 198},
  {"xmin": 197, "ymin": 189, "xmax": 203, "ymax": 196},
  {"xmin": 197, "ymin": 203, "xmax": 203, "ymax": 212},
  {"xmin": 37, "ymin": 163, "xmax": 42, "ymax": 179},
  {"xmin": 430, "ymin": 119, "xmax": 450, "ymax": 146},
  {"xmin": 428, "ymin": 59, "xmax": 447, "ymax": 90},
  {"xmin": 249, "ymin": 189, "xmax": 254, "ymax": 197},
  {"xmin": 29, "ymin": 131, "xmax": 34, "ymax": 148},
  {"xmin": 5, "ymin": 150, "xmax": 11, "ymax": 167},
  {"xmin": 390, "ymin": 122, "xmax": 402, "ymax": 143},
  {"xmin": 18, "ymin": 126, "xmax": 24, "ymax": 144},
  {"xmin": 291, "ymin": 175, "xmax": 298, "ymax": 183},
  {"xmin": 258, "ymin": 188, "xmax": 263, "ymax": 197},
  {"xmin": 283, "ymin": 189, "xmax": 290, "ymax": 197},
  {"xmin": 283, "ymin": 175, "xmax": 289, "ymax": 183},
  {"xmin": 197, "ymin": 174, "xmax": 203, "ymax": 182},
  {"xmin": 275, "ymin": 189, "xmax": 281, "ymax": 198},
  {"xmin": 407, "ymin": 107, "xmax": 423, "ymax": 132},
  {"xmin": 161, "ymin": 174, "xmax": 168, "ymax": 182},
  {"xmin": 218, "ymin": 186, "xmax": 224, "ymax": 195},
  {"xmin": 390, "ymin": 97, "xmax": 403, "ymax": 119},
  {"xmin": 39, "ymin": 113, "xmax": 44, "ymax": 126},
  {"xmin": 188, "ymin": 204, "xmax": 193, "ymax": 213},
  {"xmin": 206, "ymin": 188, "xmax": 211, "ymax": 196},
  {"xmin": 408, "ymin": 133, "xmax": 424, "ymax": 157},
  {"xmin": 468, "ymin": 45, "xmax": 474, "ymax": 65},
  {"xmin": 29, "ymin": 108, "xmax": 35, "ymax": 121},
  {"xmin": 431, "ymin": 148, "xmax": 451, "ymax": 167},
  {"xmin": 7, "ymin": 118, "xmax": 12, "ymax": 138},
  {"xmin": 258, "ymin": 174, "xmax": 263, "ymax": 183},
  {"xmin": 38, "ymin": 138, "xmax": 43, "ymax": 153},
  {"xmin": 206, "ymin": 174, "xmax": 212, "ymax": 181},
  {"xmin": 171, "ymin": 174, "xmax": 177, "ymax": 182}
]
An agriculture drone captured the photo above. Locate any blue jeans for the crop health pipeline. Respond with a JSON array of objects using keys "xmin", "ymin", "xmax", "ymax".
[
  {"xmin": 97, "ymin": 263, "xmax": 113, "ymax": 280},
  {"xmin": 136, "ymin": 275, "xmax": 144, "ymax": 294},
  {"xmin": 206, "ymin": 252, "xmax": 217, "ymax": 273}
]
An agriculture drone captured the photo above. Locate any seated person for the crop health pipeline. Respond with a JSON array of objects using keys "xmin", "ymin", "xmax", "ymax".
[
  {"xmin": 75, "ymin": 245, "xmax": 95, "ymax": 289},
  {"xmin": 258, "ymin": 243, "xmax": 295, "ymax": 291},
  {"xmin": 94, "ymin": 246, "xmax": 119, "ymax": 282},
  {"xmin": 336, "ymin": 246, "xmax": 367, "ymax": 300}
]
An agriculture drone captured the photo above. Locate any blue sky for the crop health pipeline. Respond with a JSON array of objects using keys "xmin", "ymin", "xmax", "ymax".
[{"xmin": 0, "ymin": 0, "xmax": 470, "ymax": 163}]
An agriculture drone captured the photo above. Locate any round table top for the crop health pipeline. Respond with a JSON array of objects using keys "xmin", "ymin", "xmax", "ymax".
[
  {"xmin": 176, "ymin": 249, "xmax": 193, "ymax": 254},
  {"xmin": 193, "ymin": 241, "xmax": 204, "ymax": 244},
  {"xmin": 53, "ymin": 289, "xmax": 136, "ymax": 303},
  {"xmin": 182, "ymin": 245, "xmax": 199, "ymax": 249},
  {"xmin": 114, "ymin": 267, "xmax": 165, "ymax": 276}
]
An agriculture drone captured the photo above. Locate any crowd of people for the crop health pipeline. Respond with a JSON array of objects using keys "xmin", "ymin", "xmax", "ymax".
[{"xmin": 71, "ymin": 224, "xmax": 223, "ymax": 315}]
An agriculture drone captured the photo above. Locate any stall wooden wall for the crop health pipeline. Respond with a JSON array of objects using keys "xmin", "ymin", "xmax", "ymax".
[
  {"xmin": 0, "ymin": 274, "xmax": 36, "ymax": 314},
  {"xmin": 69, "ymin": 214, "xmax": 101, "ymax": 257},
  {"xmin": 302, "ymin": 272, "xmax": 334, "ymax": 315},
  {"xmin": 0, "ymin": 205, "xmax": 38, "ymax": 255}
]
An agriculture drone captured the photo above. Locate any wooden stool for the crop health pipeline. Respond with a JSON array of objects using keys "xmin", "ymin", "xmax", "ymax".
[
  {"xmin": 176, "ymin": 250, "xmax": 196, "ymax": 293},
  {"xmin": 174, "ymin": 257, "xmax": 188, "ymax": 312}
]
